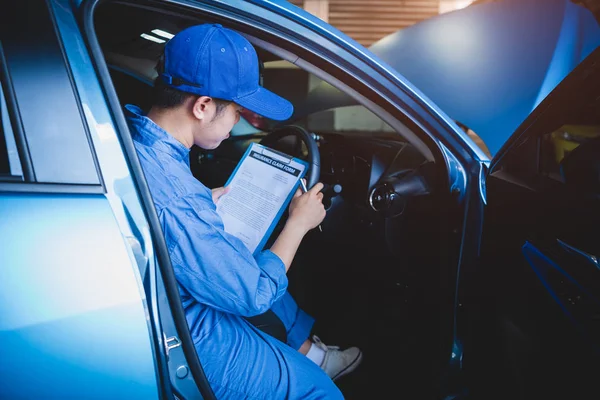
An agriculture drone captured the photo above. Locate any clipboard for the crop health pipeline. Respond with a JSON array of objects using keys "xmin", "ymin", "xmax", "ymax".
[{"xmin": 218, "ymin": 142, "xmax": 309, "ymax": 255}]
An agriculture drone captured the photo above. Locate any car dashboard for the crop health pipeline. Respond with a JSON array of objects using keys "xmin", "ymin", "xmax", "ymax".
[
  {"xmin": 317, "ymin": 132, "xmax": 429, "ymax": 199},
  {"xmin": 194, "ymin": 130, "xmax": 433, "ymax": 215}
]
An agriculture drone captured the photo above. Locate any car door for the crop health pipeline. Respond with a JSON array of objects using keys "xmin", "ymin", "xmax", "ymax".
[
  {"xmin": 465, "ymin": 46, "xmax": 600, "ymax": 400},
  {"xmin": 0, "ymin": 2, "xmax": 164, "ymax": 398}
]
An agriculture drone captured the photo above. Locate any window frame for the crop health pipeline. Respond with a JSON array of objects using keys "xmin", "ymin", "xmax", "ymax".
[
  {"xmin": 488, "ymin": 45, "xmax": 600, "ymax": 195},
  {"xmin": 0, "ymin": 82, "xmax": 23, "ymax": 179},
  {"xmin": 0, "ymin": 0, "xmax": 104, "ymax": 193},
  {"xmin": 0, "ymin": 41, "xmax": 33, "ymax": 183},
  {"xmin": 490, "ymin": 47, "xmax": 600, "ymax": 175}
]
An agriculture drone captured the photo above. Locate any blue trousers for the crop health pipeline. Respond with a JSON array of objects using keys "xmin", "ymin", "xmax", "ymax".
[
  {"xmin": 195, "ymin": 292, "xmax": 344, "ymax": 399},
  {"xmin": 269, "ymin": 291, "xmax": 315, "ymax": 350}
]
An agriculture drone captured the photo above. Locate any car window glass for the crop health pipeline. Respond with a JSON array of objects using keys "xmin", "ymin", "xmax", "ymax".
[
  {"xmin": 538, "ymin": 71, "xmax": 600, "ymax": 183},
  {"xmin": 302, "ymin": 73, "xmax": 393, "ymax": 134},
  {"xmin": 500, "ymin": 76, "xmax": 600, "ymax": 185},
  {"xmin": 0, "ymin": 1, "xmax": 100, "ymax": 185},
  {"xmin": 494, "ymin": 46, "xmax": 600, "ymax": 185},
  {"xmin": 304, "ymin": 105, "xmax": 394, "ymax": 133},
  {"xmin": 541, "ymin": 124, "xmax": 600, "ymax": 181},
  {"xmin": 0, "ymin": 83, "xmax": 22, "ymax": 179},
  {"xmin": 236, "ymin": 60, "xmax": 401, "ymax": 139}
]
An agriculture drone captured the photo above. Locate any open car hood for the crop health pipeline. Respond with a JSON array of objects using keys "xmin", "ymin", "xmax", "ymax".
[{"xmin": 299, "ymin": 0, "xmax": 600, "ymax": 156}]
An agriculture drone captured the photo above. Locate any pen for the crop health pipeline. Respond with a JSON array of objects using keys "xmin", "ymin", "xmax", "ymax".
[{"xmin": 299, "ymin": 179, "xmax": 323, "ymax": 232}]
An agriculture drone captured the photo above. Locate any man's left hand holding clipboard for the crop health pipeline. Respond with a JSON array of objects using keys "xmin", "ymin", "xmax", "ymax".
[{"xmin": 215, "ymin": 142, "xmax": 318, "ymax": 255}]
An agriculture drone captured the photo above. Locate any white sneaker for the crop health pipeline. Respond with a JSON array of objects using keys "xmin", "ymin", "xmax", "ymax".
[{"xmin": 312, "ymin": 335, "xmax": 363, "ymax": 381}]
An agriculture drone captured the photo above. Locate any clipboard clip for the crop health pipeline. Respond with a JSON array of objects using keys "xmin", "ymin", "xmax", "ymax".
[{"xmin": 256, "ymin": 144, "xmax": 293, "ymax": 165}]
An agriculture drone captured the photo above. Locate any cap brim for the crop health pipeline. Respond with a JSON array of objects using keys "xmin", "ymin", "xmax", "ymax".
[{"xmin": 234, "ymin": 87, "xmax": 294, "ymax": 121}]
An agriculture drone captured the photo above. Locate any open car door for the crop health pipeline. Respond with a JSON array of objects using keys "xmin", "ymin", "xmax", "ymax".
[{"xmin": 466, "ymin": 46, "xmax": 600, "ymax": 399}]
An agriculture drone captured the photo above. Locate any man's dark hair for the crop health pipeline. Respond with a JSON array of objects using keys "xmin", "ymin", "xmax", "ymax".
[{"xmin": 153, "ymin": 57, "xmax": 231, "ymax": 119}]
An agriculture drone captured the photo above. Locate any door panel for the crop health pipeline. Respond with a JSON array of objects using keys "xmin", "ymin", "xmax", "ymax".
[
  {"xmin": 471, "ymin": 172, "xmax": 600, "ymax": 399},
  {"xmin": 0, "ymin": 1, "xmax": 162, "ymax": 397},
  {"xmin": 522, "ymin": 239, "xmax": 600, "ymax": 345},
  {"xmin": 469, "ymin": 47, "xmax": 600, "ymax": 400},
  {"xmin": 0, "ymin": 193, "xmax": 159, "ymax": 399}
]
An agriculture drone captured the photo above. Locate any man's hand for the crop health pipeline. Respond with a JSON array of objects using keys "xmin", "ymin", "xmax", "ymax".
[
  {"xmin": 271, "ymin": 181, "xmax": 326, "ymax": 271},
  {"xmin": 288, "ymin": 181, "xmax": 326, "ymax": 233},
  {"xmin": 211, "ymin": 186, "xmax": 230, "ymax": 204}
]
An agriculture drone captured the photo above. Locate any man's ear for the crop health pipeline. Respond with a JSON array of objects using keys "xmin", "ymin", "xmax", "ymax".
[{"xmin": 191, "ymin": 96, "xmax": 213, "ymax": 121}]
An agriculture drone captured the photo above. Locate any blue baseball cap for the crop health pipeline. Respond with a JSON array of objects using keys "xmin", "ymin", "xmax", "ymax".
[{"xmin": 160, "ymin": 24, "xmax": 293, "ymax": 121}]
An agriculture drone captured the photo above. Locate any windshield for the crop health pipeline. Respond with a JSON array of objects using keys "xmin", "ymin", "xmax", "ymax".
[{"xmin": 232, "ymin": 60, "xmax": 399, "ymax": 140}]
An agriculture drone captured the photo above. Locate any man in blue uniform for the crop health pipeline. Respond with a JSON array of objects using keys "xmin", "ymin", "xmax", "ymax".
[{"xmin": 126, "ymin": 24, "xmax": 362, "ymax": 399}]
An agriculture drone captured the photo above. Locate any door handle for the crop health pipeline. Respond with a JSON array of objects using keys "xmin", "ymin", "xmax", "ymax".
[{"xmin": 557, "ymin": 239, "xmax": 599, "ymax": 270}]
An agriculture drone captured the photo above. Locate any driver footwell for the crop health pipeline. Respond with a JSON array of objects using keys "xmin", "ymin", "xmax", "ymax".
[{"xmin": 287, "ymin": 237, "xmax": 446, "ymax": 400}]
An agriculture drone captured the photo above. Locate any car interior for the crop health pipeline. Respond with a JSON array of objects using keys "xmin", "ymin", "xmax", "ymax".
[{"xmin": 94, "ymin": 2, "xmax": 462, "ymax": 398}]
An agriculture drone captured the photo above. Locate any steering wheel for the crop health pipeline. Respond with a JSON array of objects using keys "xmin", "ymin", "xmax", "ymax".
[{"xmin": 259, "ymin": 125, "xmax": 320, "ymax": 189}]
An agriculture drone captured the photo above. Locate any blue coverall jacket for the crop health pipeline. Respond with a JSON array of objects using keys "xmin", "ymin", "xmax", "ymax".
[{"xmin": 126, "ymin": 105, "xmax": 343, "ymax": 399}]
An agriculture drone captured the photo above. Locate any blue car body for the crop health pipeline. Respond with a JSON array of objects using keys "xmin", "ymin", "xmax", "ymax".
[
  {"xmin": 369, "ymin": 0, "xmax": 600, "ymax": 156},
  {"xmin": 1, "ymin": 0, "xmax": 599, "ymax": 398}
]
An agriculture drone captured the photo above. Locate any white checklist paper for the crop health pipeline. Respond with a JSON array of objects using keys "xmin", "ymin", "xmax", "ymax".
[{"xmin": 216, "ymin": 143, "xmax": 307, "ymax": 254}]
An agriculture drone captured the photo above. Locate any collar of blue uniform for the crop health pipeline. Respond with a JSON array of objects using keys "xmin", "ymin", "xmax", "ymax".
[{"xmin": 125, "ymin": 104, "xmax": 191, "ymax": 164}]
